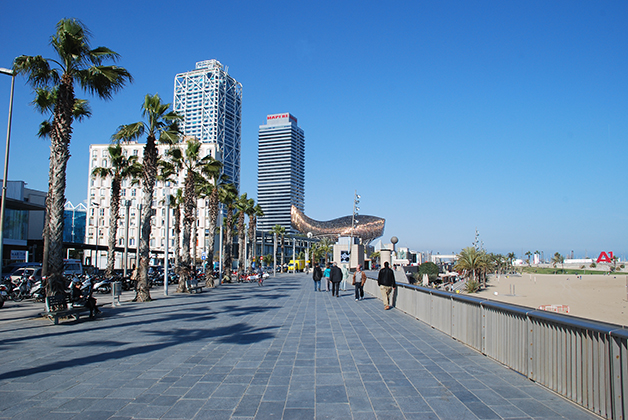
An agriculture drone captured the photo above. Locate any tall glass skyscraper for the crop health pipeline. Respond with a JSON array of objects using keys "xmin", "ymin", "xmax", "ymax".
[
  {"xmin": 257, "ymin": 113, "xmax": 305, "ymax": 233},
  {"xmin": 173, "ymin": 60, "xmax": 243, "ymax": 189}
]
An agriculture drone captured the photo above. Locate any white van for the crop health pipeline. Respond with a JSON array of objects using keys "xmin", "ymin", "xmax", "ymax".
[{"xmin": 63, "ymin": 259, "xmax": 84, "ymax": 277}]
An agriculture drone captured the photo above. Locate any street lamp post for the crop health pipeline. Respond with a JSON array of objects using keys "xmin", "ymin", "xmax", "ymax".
[
  {"xmin": 0, "ymin": 67, "xmax": 16, "ymax": 277},
  {"xmin": 123, "ymin": 200, "xmax": 130, "ymax": 276},
  {"xmin": 350, "ymin": 191, "xmax": 360, "ymax": 267},
  {"xmin": 91, "ymin": 202, "xmax": 100, "ymax": 272},
  {"xmin": 164, "ymin": 188, "xmax": 170, "ymax": 296}
]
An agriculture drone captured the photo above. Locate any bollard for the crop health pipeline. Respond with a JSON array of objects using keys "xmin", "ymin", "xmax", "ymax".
[{"xmin": 112, "ymin": 281, "xmax": 122, "ymax": 307}]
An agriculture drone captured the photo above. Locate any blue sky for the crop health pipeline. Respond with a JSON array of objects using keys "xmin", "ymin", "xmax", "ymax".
[{"xmin": 0, "ymin": 0, "xmax": 627, "ymax": 259}]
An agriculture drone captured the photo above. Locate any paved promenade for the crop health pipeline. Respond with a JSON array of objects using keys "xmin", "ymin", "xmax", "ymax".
[{"xmin": 0, "ymin": 273, "xmax": 598, "ymax": 420}]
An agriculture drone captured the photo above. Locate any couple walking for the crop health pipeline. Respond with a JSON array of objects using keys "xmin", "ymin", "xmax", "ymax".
[
  {"xmin": 312, "ymin": 262, "xmax": 343, "ymax": 296},
  {"xmin": 312, "ymin": 261, "xmax": 396, "ymax": 310}
]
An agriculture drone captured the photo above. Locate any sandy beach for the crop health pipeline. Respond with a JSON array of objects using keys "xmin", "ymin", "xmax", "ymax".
[{"xmin": 474, "ymin": 273, "xmax": 628, "ymax": 327}]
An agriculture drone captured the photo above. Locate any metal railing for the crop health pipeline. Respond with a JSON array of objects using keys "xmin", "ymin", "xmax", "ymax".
[{"xmin": 364, "ymin": 277, "xmax": 628, "ymax": 419}]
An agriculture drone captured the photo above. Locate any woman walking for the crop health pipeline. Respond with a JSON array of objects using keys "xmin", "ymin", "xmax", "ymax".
[{"xmin": 323, "ymin": 263, "xmax": 331, "ymax": 292}]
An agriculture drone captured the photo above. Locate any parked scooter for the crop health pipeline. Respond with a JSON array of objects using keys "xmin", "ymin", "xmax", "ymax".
[
  {"xmin": 93, "ymin": 277, "xmax": 112, "ymax": 294},
  {"xmin": 0, "ymin": 283, "xmax": 8, "ymax": 308},
  {"xmin": 30, "ymin": 278, "xmax": 46, "ymax": 302},
  {"xmin": 10, "ymin": 277, "xmax": 31, "ymax": 301}
]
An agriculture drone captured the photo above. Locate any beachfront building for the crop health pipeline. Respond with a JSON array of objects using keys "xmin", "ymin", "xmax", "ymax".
[
  {"xmin": 173, "ymin": 59, "xmax": 243, "ymax": 190},
  {"xmin": 85, "ymin": 141, "xmax": 220, "ymax": 270},
  {"xmin": 257, "ymin": 113, "xmax": 305, "ymax": 234}
]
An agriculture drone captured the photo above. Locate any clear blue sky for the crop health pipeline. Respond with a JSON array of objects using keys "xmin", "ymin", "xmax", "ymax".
[{"xmin": 1, "ymin": 0, "xmax": 627, "ymax": 260}]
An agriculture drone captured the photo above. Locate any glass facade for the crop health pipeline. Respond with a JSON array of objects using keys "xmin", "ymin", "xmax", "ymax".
[{"xmin": 4, "ymin": 208, "xmax": 28, "ymax": 241}]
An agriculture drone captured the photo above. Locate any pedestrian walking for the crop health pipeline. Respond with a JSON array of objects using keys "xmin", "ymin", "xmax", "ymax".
[
  {"xmin": 323, "ymin": 263, "xmax": 331, "ymax": 292},
  {"xmin": 353, "ymin": 264, "xmax": 366, "ymax": 301},
  {"xmin": 312, "ymin": 263, "xmax": 322, "ymax": 291},
  {"xmin": 377, "ymin": 261, "xmax": 396, "ymax": 310},
  {"xmin": 330, "ymin": 262, "xmax": 343, "ymax": 297}
]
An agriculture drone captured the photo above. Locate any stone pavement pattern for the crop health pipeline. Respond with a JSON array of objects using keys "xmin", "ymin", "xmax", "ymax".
[{"xmin": 0, "ymin": 273, "xmax": 598, "ymax": 420}]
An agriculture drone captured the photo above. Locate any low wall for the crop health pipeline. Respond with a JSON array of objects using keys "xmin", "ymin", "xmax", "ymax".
[{"xmin": 364, "ymin": 275, "xmax": 628, "ymax": 420}]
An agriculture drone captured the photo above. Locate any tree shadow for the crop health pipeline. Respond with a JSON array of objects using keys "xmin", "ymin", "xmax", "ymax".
[{"xmin": 0, "ymin": 321, "xmax": 277, "ymax": 380}]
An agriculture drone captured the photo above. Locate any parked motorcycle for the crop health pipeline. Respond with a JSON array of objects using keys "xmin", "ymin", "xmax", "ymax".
[
  {"xmin": 0, "ymin": 283, "xmax": 8, "ymax": 308},
  {"xmin": 93, "ymin": 277, "xmax": 112, "ymax": 294},
  {"xmin": 9, "ymin": 277, "xmax": 31, "ymax": 302},
  {"xmin": 30, "ymin": 278, "xmax": 46, "ymax": 302}
]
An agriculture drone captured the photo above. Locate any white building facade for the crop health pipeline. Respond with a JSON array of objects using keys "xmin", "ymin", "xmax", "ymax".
[
  {"xmin": 86, "ymin": 141, "xmax": 219, "ymax": 270},
  {"xmin": 173, "ymin": 60, "xmax": 243, "ymax": 191},
  {"xmin": 257, "ymin": 113, "xmax": 305, "ymax": 234}
]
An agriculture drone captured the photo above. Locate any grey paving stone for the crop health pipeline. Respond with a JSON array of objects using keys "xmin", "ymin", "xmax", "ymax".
[{"xmin": 0, "ymin": 274, "xmax": 602, "ymax": 420}]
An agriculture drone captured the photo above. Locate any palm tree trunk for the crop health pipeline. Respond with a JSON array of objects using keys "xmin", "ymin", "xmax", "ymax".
[
  {"xmin": 106, "ymin": 177, "xmax": 121, "ymax": 278},
  {"xmin": 178, "ymin": 171, "xmax": 195, "ymax": 293},
  {"xmin": 204, "ymin": 189, "xmax": 219, "ymax": 287},
  {"xmin": 47, "ymin": 75, "xmax": 74, "ymax": 296},
  {"xmin": 173, "ymin": 207, "xmax": 181, "ymax": 274},
  {"xmin": 137, "ymin": 135, "xmax": 157, "ymax": 302}
]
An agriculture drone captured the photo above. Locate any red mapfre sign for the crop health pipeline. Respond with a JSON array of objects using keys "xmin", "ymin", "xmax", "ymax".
[
  {"xmin": 267, "ymin": 113, "xmax": 298, "ymax": 124},
  {"xmin": 267, "ymin": 113, "xmax": 289, "ymax": 121},
  {"xmin": 597, "ymin": 251, "xmax": 614, "ymax": 263}
]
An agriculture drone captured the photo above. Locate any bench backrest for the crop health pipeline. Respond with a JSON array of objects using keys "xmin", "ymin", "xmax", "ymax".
[{"xmin": 45, "ymin": 294, "xmax": 68, "ymax": 311}]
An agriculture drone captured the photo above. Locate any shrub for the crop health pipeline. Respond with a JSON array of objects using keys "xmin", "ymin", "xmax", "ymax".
[{"xmin": 464, "ymin": 279, "xmax": 480, "ymax": 293}]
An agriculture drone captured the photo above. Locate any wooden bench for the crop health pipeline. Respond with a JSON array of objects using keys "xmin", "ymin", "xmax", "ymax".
[
  {"xmin": 187, "ymin": 278, "xmax": 203, "ymax": 294},
  {"xmin": 44, "ymin": 294, "xmax": 94, "ymax": 325}
]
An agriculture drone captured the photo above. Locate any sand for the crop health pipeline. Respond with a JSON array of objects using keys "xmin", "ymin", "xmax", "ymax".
[{"xmin": 474, "ymin": 273, "xmax": 628, "ymax": 327}]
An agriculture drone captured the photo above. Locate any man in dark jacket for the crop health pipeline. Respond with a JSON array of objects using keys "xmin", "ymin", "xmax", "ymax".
[
  {"xmin": 329, "ymin": 262, "xmax": 343, "ymax": 297},
  {"xmin": 312, "ymin": 263, "xmax": 323, "ymax": 291},
  {"xmin": 377, "ymin": 261, "xmax": 396, "ymax": 310}
]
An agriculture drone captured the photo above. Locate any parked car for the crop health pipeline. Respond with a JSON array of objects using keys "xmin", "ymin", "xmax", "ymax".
[
  {"xmin": 10, "ymin": 267, "xmax": 42, "ymax": 285},
  {"xmin": 2, "ymin": 262, "xmax": 42, "ymax": 278},
  {"xmin": 63, "ymin": 259, "xmax": 83, "ymax": 277}
]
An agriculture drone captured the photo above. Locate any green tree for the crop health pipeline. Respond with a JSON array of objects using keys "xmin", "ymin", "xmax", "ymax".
[
  {"xmin": 166, "ymin": 137, "xmax": 220, "ymax": 292},
  {"xmin": 525, "ymin": 251, "xmax": 532, "ymax": 266},
  {"xmin": 91, "ymin": 143, "xmax": 141, "ymax": 278},
  {"xmin": 417, "ymin": 261, "xmax": 439, "ymax": 284},
  {"xmin": 247, "ymin": 204, "xmax": 264, "ymax": 270},
  {"xmin": 112, "ymin": 93, "xmax": 181, "ymax": 301},
  {"xmin": 196, "ymin": 169, "xmax": 228, "ymax": 287},
  {"xmin": 219, "ymin": 183, "xmax": 238, "ymax": 282},
  {"xmin": 551, "ymin": 252, "xmax": 564, "ymax": 273},
  {"xmin": 455, "ymin": 247, "xmax": 489, "ymax": 289},
  {"xmin": 271, "ymin": 225, "xmax": 287, "ymax": 270},
  {"xmin": 14, "ymin": 18, "xmax": 131, "ymax": 295},
  {"xmin": 234, "ymin": 193, "xmax": 254, "ymax": 276},
  {"xmin": 506, "ymin": 252, "xmax": 516, "ymax": 273}
]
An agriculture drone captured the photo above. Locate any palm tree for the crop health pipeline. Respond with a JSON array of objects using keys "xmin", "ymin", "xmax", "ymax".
[
  {"xmin": 455, "ymin": 247, "xmax": 489, "ymax": 289},
  {"xmin": 506, "ymin": 252, "xmax": 516, "ymax": 273},
  {"xmin": 247, "ymin": 203, "xmax": 264, "ymax": 270},
  {"xmin": 552, "ymin": 252, "xmax": 564, "ymax": 274},
  {"xmin": 219, "ymin": 184, "xmax": 238, "ymax": 282},
  {"xmin": 235, "ymin": 193, "xmax": 254, "ymax": 276},
  {"xmin": 167, "ymin": 188, "xmax": 183, "ymax": 276},
  {"xmin": 166, "ymin": 137, "xmax": 219, "ymax": 292},
  {"xmin": 14, "ymin": 18, "xmax": 132, "ymax": 295},
  {"xmin": 525, "ymin": 251, "xmax": 532, "ymax": 267},
  {"xmin": 196, "ymin": 171, "xmax": 228, "ymax": 287},
  {"xmin": 317, "ymin": 237, "xmax": 333, "ymax": 264},
  {"xmin": 91, "ymin": 143, "xmax": 141, "ymax": 278},
  {"xmin": 31, "ymin": 87, "xmax": 91, "ymax": 280},
  {"xmin": 271, "ymin": 225, "xmax": 287, "ymax": 270},
  {"xmin": 112, "ymin": 93, "xmax": 181, "ymax": 302}
]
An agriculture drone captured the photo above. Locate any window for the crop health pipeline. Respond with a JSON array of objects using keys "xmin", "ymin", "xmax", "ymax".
[
  {"xmin": 129, "ymin": 238, "xmax": 135, "ymax": 246},
  {"xmin": 132, "ymin": 149, "xmax": 138, "ymax": 156},
  {"xmin": 131, "ymin": 189, "xmax": 136, "ymax": 197},
  {"xmin": 102, "ymin": 159, "xmax": 108, "ymax": 167}
]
